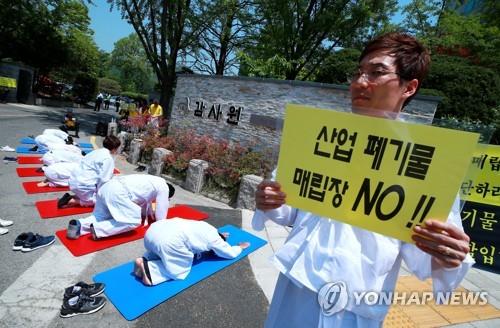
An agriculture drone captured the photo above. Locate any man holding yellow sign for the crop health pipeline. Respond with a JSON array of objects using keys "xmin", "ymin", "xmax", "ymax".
[{"xmin": 253, "ymin": 32, "xmax": 475, "ymax": 327}]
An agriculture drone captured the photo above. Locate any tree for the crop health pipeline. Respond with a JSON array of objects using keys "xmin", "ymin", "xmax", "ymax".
[
  {"xmin": 312, "ymin": 48, "xmax": 360, "ymax": 85},
  {"xmin": 98, "ymin": 77, "xmax": 122, "ymax": 95},
  {"xmin": 0, "ymin": 0, "xmax": 99, "ymax": 79},
  {"xmin": 97, "ymin": 50, "xmax": 112, "ymax": 78},
  {"xmin": 109, "ymin": 34, "xmax": 156, "ymax": 93},
  {"xmin": 423, "ymin": 54, "xmax": 500, "ymax": 125},
  {"xmin": 187, "ymin": 0, "xmax": 258, "ymax": 75},
  {"xmin": 108, "ymin": 0, "xmax": 198, "ymax": 123},
  {"xmin": 245, "ymin": 0, "xmax": 396, "ymax": 80},
  {"xmin": 0, "ymin": 0, "xmax": 67, "ymax": 73}
]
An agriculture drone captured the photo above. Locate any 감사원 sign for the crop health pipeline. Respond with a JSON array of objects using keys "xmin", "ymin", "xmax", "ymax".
[{"xmin": 276, "ymin": 104, "xmax": 479, "ymax": 243}]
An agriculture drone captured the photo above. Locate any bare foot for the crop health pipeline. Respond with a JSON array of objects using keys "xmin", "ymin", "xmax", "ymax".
[
  {"xmin": 37, "ymin": 181, "xmax": 49, "ymax": 187},
  {"xmin": 133, "ymin": 258, "xmax": 152, "ymax": 286},
  {"xmin": 239, "ymin": 242, "xmax": 250, "ymax": 250}
]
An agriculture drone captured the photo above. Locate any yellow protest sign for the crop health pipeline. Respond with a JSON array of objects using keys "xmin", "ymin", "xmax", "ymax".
[
  {"xmin": 276, "ymin": 104, "xmax": 479, "ymax": 243},
  {"xmin": 0, "ymin": 76, "xmax": 16, "ymax": 88},
  {"xmin": 460, "ymin": 144, "xmax": 500, "ymax": 206}
]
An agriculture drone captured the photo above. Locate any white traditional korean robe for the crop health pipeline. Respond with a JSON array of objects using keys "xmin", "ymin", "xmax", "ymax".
[
  {"xmin": 41, "ymin": 144, "xmax": 83, "ymax": 166},
  {"xmin": 68, "ymin": 148, "xmax": 114, "ymax": 206},
  {"xmin": 143, "ymin": 218, "xmax": 243, "ymax": 285},
  {"xmin": 253, "ymin": 194, "xmax": 474, "ymax": 328},
  {"xmin": 42, "ymin": 162, "xmax": 79, "ymax": 187},
  {"xmin": 78, "ymin": 175, "xmax": 172, "ymax": 238},
  {"xmin": 34, "ymin": 129, "xmax": 69, "ymax": 150}
]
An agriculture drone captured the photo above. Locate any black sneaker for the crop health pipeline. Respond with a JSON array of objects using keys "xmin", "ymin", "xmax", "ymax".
[
  {"xmin": 64, "ymin": 282, "xmax": 105, "ymax": 299},
  {"xmin": 60, "ymin": 295, "xmax": 106, "ymax": 318},
  {"xmin": 12, "ymin": 232, "xmax": 34, "ymax": 251},
  {"xmin": 57, "ymin": 193, "xmax": 73, "ymax": 208},
  {"xmin": 21, "ymin": 234, "xmax": 55, "ymax": 252}
]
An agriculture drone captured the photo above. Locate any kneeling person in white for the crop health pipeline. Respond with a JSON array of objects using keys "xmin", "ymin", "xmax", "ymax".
[
  {"xmin": 60, "ymin": 136, "xmax": 121, "ymax": 208},
  {"xmin": 68, "ymin": 175, "xmax": 175, "ymax": 239},
  {"xmin": 41, "ymin": 144, "xmax": 83, "ymax": 166},
  {"xmin": 33, "ymin": 129, "xmax": 73, "ymax": 151},
  {"xmin": 134, "ymin": 218, "xmax": 250, "ymax": 286},
  {"xmin": 37, "ymin": 162, "xmax": 79, "ymax": 187}
]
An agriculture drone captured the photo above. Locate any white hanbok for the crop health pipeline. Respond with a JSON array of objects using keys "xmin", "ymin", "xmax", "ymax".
[
  {"xmin": 42, "ymin": 162, "xmax": 79, "ymax": 187},
  {"xmin": 143, "ymin": 218, "xmax": 242, "ymax": 285},
  {"xmin": 41, "ymin": 144, "xmax": 83, "ymax": 166},
  {"xmin": 78, "ymin": 175, "xmax": 172, "ymax": 238},
  {"xmin": 254, "ymin": 181, "xmax": 474, "ymax": 328},
  {"xmin": 68, "ymin": 148, "xmax": 114, "ymax": 206},
  {"xmin": 34, "ymin": 129, "xmax": 69, "ymax": 150}
]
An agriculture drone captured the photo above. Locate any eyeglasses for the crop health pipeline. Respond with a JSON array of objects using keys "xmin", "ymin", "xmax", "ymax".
[{"xmin": 349, "ymin": 68, "xmax": 400, "ymax": 83}]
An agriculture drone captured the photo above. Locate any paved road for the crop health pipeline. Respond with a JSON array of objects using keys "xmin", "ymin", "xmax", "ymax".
[{"xmin": 0, "ymin": 103, "xmax": 268, "ymax": 328}]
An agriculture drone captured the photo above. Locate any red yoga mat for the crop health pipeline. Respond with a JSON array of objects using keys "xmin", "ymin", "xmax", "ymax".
[
  {"xmin": 16, "ymin": 167, "xmax": 44, "ymax": 177},
  {"xmin": 56, "ymin": 205, "xmax": 209, "ymax": 256},
  {"xmin": 56, "ymin": 226, "xmax": 148, "ymax": 257},
  {"xmin": 36, "ymin": 199, "xmax": 93, "ymax": 219},
  {"xmin": 167, "ymin": 204, "xmax": 209, "ymax": 220},
  {"xmin": 17, "ymin": 156, "xmax": 43, "ymax": 164},
  {"xmin": 22, "ymin": 181, "xmax": 69, "ymax": 194}
]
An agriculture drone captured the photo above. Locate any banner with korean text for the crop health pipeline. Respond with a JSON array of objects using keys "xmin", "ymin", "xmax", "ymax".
[
  {"xmin": 460, "ymin": 144, "xmax": 500, "ymax": 273},
  {"xmin": 276, "ymin": 104, "xmax": 479, "ymax": 243},
  {"xmin": 460, "ymin": 144, "xmax": 500, "ymax": 206}
]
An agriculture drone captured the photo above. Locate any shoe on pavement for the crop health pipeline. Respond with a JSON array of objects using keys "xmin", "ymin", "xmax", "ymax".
[
  {"xmin": 60, "ymin": 295, "xmax": 106, "ymax": 318},
  {"xmin": 1, "ymin": 145, "xmax": 15, "ymax": 152},
  {"xmin": 0, "ymin": 227, "xmax": 8, "ymax": 235},
  {"xmin": 66, "ymin": 219, "xmax": 81, "ymax": 240},
  {"xmin": 3, "ymin": 156, "xmax": 17, "ymax": 162},
  {"xmin": 64, "ymin": 282, "xmax": 105, "ymax": 299},
  {"xmin": 13, "ymin": 232, "xmax": 34, "ymax": 250},
  {"xmin": 57, "ymin": 193, "xmax": 73, "ymax": 208},
  {"xmin": 0, "ymin": 218, "xmax": 13, "ymax": 227},
  {"xmin": 21, "ymin": 234, "xmax": 55, "ymax": 252}
]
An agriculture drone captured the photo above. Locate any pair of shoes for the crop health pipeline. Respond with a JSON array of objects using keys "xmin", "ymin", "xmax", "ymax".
[
  {"xmin": 0, "ymin": 218, "xmax": 13, "ymax": 227},
  {"xmin": 66, "ymin": 220, "xmax": 81, "ymax": 240},
  {"xmin": 13, "ymin": 233, "xmax": 55, "ymax": 252},
  {"xmin": 57, "ymin": 193, "xmax": 73, "ymax": 209},
  {"xmin": 60, "ymin": 294, "xmax": 106, "ymax": 318},
  {"xmin": 0, "ymin": 145, "xmax": 15, "ymax": 152},
  {"xmin": 29, "ymin": 145, "xmax": 38, "ymax": 152}
]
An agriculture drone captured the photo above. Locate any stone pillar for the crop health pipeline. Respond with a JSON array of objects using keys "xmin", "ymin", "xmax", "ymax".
[
  {"xmin": 116, "ymin": 131, "xmax": 128, "ymax": 154},
  {"xmin": 184, "ymin": 159, "xmax": 209, "ymax": 193},
  {"xmin": 107, "ymin": 121, "xmax": 118, "ymax": 136},
  {"xmin": 236, "ymin": 174, "xmax": 263, "ymax": 210},
  {"xmin": 127, "ymin": 138, "xmax": 143, "ymax": 165},
  {"xmin": 148, "ymin": 148, "xmax": 172, "ymax": 176}
]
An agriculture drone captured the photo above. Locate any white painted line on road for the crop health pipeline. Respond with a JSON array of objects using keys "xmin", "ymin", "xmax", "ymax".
[{"xmin": 0, "ymin": 245, "xmax": 95, "ymax": 327}]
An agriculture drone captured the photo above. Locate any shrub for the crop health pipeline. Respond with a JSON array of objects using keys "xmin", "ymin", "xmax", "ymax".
[{"xmin": 141, "ymin": 129, "xmax": 274, "ymax": 199}]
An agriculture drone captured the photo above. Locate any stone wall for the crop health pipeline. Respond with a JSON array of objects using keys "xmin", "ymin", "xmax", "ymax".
[{"xmin": 170, "ymin": 74, "xmax": 440, "ymax": 155}]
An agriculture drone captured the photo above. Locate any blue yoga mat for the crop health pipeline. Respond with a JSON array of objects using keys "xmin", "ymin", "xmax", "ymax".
[
  {"xmin": 93, "ymin": 225, "xmax": 267, "ymax": 321},
  {"xmin": 16, "ymin": 146, "xmax": 94, "ymax": 154},
  {"xmin": 20, "ymin": 137, "xmax": 93, "ymax": 149}
]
